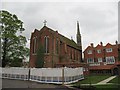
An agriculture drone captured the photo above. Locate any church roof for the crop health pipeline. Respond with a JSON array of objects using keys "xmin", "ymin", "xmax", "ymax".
[
  {"xmin": 41, "ymin": 26, "xmax": 80, "ymax": 50},
  {"xmin": 59, "ymin": 34, "xmax": 80, "ymax": 50}
]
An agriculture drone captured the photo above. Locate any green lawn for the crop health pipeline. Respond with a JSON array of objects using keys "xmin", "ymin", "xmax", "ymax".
[
  {"xmin": 72, "ymin": 75, "xmax": 110, "ymax": 85},
  {"xmin": 95, "ymin": 84, "xmax": 118, "ymax": 89},
  {"xmin": 72, "ymin": 75, "xmax": 120, "ymax": 90},
  {"xmin": 108, "ymin": 76, "xmax": 120, "ymax": 84}
]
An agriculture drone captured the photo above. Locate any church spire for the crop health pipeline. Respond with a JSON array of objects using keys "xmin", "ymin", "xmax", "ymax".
[
  {"xmin": 76, "ymin": 21, "xmax": 82, "ymax": 48},
  {"xmin": 77, "ymin": 21, "xmax": 80, "ymax": 35}
]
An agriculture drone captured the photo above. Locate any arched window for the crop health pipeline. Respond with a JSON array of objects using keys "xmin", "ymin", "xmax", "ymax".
[
  {"xmin": 70, "ymin": 48, "xmax": 72, "ymax": 59},
  {"xmin": 56, "ymin": 38, "xmax": 59, "ymax": 54},
  {"xmin": 32, "ymin": 37, "xmax": 37, "ymax": 54},
  {"xmin": 74, "ymin": 50, "xmax": 75, "ymax": 60},
  {"xmin": 44, "ymin": 36, "xmax": 49, "ymax": 53}
]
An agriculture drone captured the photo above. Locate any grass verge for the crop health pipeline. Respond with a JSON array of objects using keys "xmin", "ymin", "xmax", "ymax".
[
  {"xmin": 72, "ymin": 75, "xmax": 110, "ymax": 85},
  {"xmin": 108, "ymin": 76, "xmax": 120, "ymax": 84}
]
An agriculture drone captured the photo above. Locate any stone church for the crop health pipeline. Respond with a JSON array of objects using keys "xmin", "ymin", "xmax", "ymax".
[{"xmin": 29, "ymin": 21, "xmax": 82, "ymax": 68}]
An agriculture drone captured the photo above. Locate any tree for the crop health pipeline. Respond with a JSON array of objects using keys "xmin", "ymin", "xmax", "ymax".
[
  {"xmin": 35, "ymin": 44, "xmax": 44, "ymax": 68},
  {"xmin": 0, "ymin": 10, "xmax": 29, "ymax": 67}
]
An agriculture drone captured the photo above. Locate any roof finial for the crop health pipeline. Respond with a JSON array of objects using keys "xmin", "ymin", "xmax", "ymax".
[
  {"xmin": 71, "ymin": 36, "xmax": 73, "ymax": 40},
  {"xmin": 43, "ymin": 20, "xmax": 47, "ymax": 26}
]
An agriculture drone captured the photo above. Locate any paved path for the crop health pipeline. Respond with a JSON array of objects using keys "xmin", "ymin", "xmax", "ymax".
[
  {"xmin": 66, "ymin": 76, "xmax": 118, "ymax": 87},
  {"xmin": 2, "ymin": 79, "xmax": 74, "ymax": 90},
  {"xmin": 97, "ymin": 76, "xmax": 117, "ymax": 85}
]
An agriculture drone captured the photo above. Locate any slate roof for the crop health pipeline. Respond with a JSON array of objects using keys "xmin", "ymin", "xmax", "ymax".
[{"xmin": 42, "ymin": 26, "xmax": 80, "ymax": 50}]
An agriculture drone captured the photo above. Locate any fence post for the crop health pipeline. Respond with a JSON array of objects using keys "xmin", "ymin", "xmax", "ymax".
[
  {"xmin": 28, "ymin": 68, "xmax": 30, "ymax": 81},
  {"xmin": 62, "ymin": 66, "xmax": 64, "ymax": 85}
]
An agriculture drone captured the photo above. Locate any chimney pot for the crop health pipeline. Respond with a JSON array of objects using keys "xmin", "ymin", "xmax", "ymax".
[
  {"xmin": 91, "ymin": 43, "xmax": 94, "ymax": 47},
  {"xmin": 100, "ymin": 42, "xmax": 103, "ymax": 46},
  {"xmin": 115, "ymin": 40, "xmax": 118, "ymax": 45}
]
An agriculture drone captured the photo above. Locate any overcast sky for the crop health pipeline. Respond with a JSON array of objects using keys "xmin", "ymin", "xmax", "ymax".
[{"xmin": 2, "ymin": 0, "xmax": 118, "ymax": 51}]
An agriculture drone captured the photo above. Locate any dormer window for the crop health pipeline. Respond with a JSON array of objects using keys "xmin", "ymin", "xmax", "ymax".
[
  {"xmin": 56, "ymin": 38, "xmax": 59, "ymax": 54},
  {"xmin": 87, "ymin": 50, "xmax": 92, "ymax": 54},
  {"xmin": 97, "ymin": 49, "xmax": 101, "ymax": 53},
  {"xmin": 106, "ymin": 48, "xmax": 112, "ymax": 53}
]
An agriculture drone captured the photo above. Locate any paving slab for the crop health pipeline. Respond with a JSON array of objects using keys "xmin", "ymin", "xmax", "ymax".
[{"xmin": 97, "ymin": 76, "xmax": 117, "ymax": 84}]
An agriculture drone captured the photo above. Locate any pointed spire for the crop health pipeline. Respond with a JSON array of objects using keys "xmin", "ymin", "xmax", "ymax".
[
  {"xmin": 77, "ymin": 21, "xmax": 80, "ymax": 35},
  {"xmin": 76, "ymin": 21, "xmax": 82, "ymax": 47}
]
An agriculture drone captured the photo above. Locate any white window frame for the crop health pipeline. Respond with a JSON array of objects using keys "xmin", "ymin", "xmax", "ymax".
[
  {"xmin": 87, "ymin": 50, "xmax": 92, "ymax": 54},
  {"xmin": 98, "ymin": 58, "xmax": 102, "ymax": 62},
  {"xmin": 106, "ymin": 56, "xmax": 115, "ymax": 64},
  {"xmin": 97, "ymin": 49, "xmax": 101, "ymax": 53},
  {"xmin": 106, "ymin": 48, "xmax": 112, "ymax": 53},
  {"xmin": 87, "ymin": 58, "xmax": 94, "ymax": 63}
]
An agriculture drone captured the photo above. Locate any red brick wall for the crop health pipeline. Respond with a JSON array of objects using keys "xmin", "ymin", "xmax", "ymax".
[
  {"xmin": 84, "ymin": 43, "xmax": 119, "ymax": 64},
  {"xmin": 30, "ymin": 26, "xmax": 82, "ymax": 68}
]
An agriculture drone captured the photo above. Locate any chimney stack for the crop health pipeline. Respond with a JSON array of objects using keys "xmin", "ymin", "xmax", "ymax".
[
  {"xmin": 100, "ymin": 42, "xmax": 103, "ymax": 46},
  {"xmin": 91, "ymin": 43, "xmax": 94, "ymax": 47},
  {"xmin": 115, "ymin": 40, "xmax": 118, "ymax": 45}
]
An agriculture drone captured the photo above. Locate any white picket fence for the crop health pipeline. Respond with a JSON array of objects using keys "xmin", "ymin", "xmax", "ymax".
[{"xmin": 1, "ymin": 67, "xmax": 84, "ymax": 84}]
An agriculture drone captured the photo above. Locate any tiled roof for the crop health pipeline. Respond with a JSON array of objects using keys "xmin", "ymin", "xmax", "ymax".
[
  {"xmin": 84, "ymin": 42, "xmax": 120, "ymax": 53},
  {"xmin": 42, "ymin": 26, "xmax": 80, "ymax": 50},
  {"xmin": 58, "ymin": 34, "xmax": 80, "ymax": 50}
]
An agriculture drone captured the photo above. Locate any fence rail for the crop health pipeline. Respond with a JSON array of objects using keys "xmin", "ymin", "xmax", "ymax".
[{"xmin": 1, "ymin": 67, "xmax": 84, "ymax": 84}]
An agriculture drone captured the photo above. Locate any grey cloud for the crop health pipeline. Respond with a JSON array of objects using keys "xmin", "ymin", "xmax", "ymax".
[{"xmin": 1, "ymin": 2, "xmax": 118, "ymax": 50}]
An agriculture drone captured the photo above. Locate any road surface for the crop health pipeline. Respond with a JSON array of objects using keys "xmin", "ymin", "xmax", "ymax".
[{"xmin": 1, "ymin": 79, "xmax": 75, "ymax": 90}]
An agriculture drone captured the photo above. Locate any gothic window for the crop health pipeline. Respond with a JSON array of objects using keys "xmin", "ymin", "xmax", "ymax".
[
  {"xmin": 56, "ymin": 38, "xmax": 59, "ymax": 54},
  {"xmin": 32, "ymin": 37, "xmax": 37, "ymax": 54},
  {"xmin": 70, "ymin": 49, "xmax": 72, "ymax": 59},
  {"xmin": 78, "ymin": 53, "xmax": 79, "ymax": 61},
  {"xmin": 44, "ymin": 36, "xmax": 49, "ymax": 53},
  {"xmin": 74, "ymin": 50, "xmax": 75, "ymax": 60}
]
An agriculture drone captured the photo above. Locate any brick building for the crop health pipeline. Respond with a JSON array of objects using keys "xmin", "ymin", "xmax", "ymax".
[
  {"xmin": 29, "ymin": 22, "xmax": 83, "ymax": 68},
  {"xmin": 84, "ymin": 42, "xmax": 120, "ymax": 75}
]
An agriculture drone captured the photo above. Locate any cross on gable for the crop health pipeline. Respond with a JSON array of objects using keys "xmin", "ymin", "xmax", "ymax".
[{"xmin": 43, "ymin": 20, "xmax": 47, "ymax": 26}]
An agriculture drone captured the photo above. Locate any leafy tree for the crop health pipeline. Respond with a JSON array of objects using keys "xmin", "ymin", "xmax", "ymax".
[
  {"xmin": 35, "ymin": 44, "xmax": 44, "ymax": 68},
  {"xmin": 0, "ymin": 10, "xmax": 29, "ymax": 67}
]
